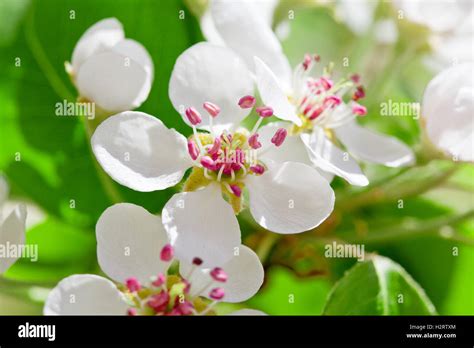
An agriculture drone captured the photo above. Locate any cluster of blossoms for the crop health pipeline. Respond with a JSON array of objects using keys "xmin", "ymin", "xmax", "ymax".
[
  {"xmin": 44, "ymin": 203, "xmax": 264, "ymax": 315},
  {"xmin": 32, "ymin": 0, "xmax": 472, "ymax": 315}
]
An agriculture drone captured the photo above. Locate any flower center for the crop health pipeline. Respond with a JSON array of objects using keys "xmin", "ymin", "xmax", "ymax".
[
  {"xmin": 182, "ymin": 98, "xmax": 287, "ymax": 213},
  {"xmin": 123, "ymin": 246, "xmax": 228, "ymax": 316},
  {"xmin": 289, "ymin": 53, "xmax": 368, "ymax": 136}
]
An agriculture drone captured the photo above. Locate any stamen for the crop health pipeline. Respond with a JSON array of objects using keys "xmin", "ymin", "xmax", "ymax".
[
  {"xmin": 192, "ymin": 126, "xmax": 204, "ymax": 152},
  {"xmin": 250, "ymin": 164, "xmax": 265, "ymax": 175},
  {"xmin": 352, "ymin": 103, "xmax": 367, "ymax": 116},
  {"xmin": 187, "ymin": 140, "xmax": 199, "ymax": 160},
  {"xmin": 320, "ymin": 77, "xmax": 333, "ymax": 90},
  {"xmin": 248, "ymin": 133, "xmax": 262, "ymax": 149},
  {"xmin": 216, "ymin": 163, "xmax": 226, "ymax": 182},
  {"xmin": 203, "ymin": 101, "xmax": 220, "ymax": 118},
  {"xmin": 237, "ymin": 162, "xmax": 247, "ymax": 176},
  {"xmin": 185, "ymin": 107, "xmax": 202, "ymax": 126},
  {"xmin": 201, "ymin": 156, "xmax": 217, "ymax": 171},
  {"xmin": 308, "ymin": 106, "xmax": 324, "ymax": 120},
  {"xmin": 160, "ymin": 244, "xmax": 174, "ymax": 262},
  {"xmin": 186, "ymin": 257, "xmax": 204, "ymax": 281},
  {"xmin": 151, "ymin": 273, "xmax": 166, "ymax": 287},
  {"xmin": 302, "ymin": 53, "xmax": 312, "ymax": 71},
  {"xmin": 125, "ymin": 277, "xmax": 141, "ymax": 292},
  {"xmin": 209, "ymin": 287, "xmax": 225, "ymax": 300},
  {"xmin": 353, "ymin": 86, "xmax": 365, "ymax": 101},
  {"xmin": 251, "ymin": 117, "xmax": 264, "ymax": 135},
  {"xmin": 127, "ymin": 308, "xmax": 138, "ymax": 316},
  {"xmin": 238, "ymin": 95, "xmax": 256, "ymax": 109},
  {"xmin": 350, "ymin": 74, "xmax": 361, "ymax": 84},
  {"xmin": 193, "ymin": 257, "xmax": 203, "ymax": 266},
  {"xmin": 208, "ymin": 137, "xmax": 221, "ymax": 156},
  {"xmin": 324, "ymin": 95, "xmax": 342, "ymax": 107},
  {"xmin": 210, "ymin": 267, "xmax": 228, "ymax": 282},
  {"xmin": 204, "ymin": 168, "xmax": 213, "ymax": 180},
  {"xmin": 256, "ymin": 106, "xmax": 274, "ymax": 118},
  {"xmin": 271, "ymin": 128, "xmax": 287, "ymax": 147}
]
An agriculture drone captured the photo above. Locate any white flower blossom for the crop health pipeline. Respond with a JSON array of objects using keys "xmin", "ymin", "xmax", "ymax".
[
  {"xmin": 394, "ymin": 0, "xmax": 474, "ymax": 69},
  {"xmin": 421, "ymin": 63, "xmax": 474, "ymax": 162},
  {"xmin": 91, "ymin": 42, "xmax": 335, "ymax": 245},
  {"xmin": 66, "ymin": 18, "xmax": 154, "ymax": 112},
  {"xmin": 199, "ymin": 1, "xmax": 414, "ymax": 186},
  {"xmin": 44, "ymin": 203, "xmax": 265, "ymax": 315}
]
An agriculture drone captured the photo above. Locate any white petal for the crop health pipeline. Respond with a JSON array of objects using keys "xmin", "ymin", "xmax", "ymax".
[
  {"xmin": 0, "ymin": 204, "xmax": 26, "ymax": 274},
  {"xmin": 200, "ymin": 9, "xmax": 225, "ymax": 46},
  {"xmin": 254, "ymin": 57, "xmax": 301, "ymax": 126},
  {"xmin": 374, "ymin": 19, "xmax": 399, "ymax": 44},
  {"xmin": 246, "ymin": 161, "xmax": 335, "ymax": 234},
  {"xmin": 44, "ymin": 275, "xmax": 128, "ymax": 315},
  {"xmin": 334, "ymin": 120, "xmax": 415, "ymax": 167},
  {"xmin": 169, "ymin": 42, "xmax": 254, "ymax": 132},
  {"xmin": 316, "ymin": 167, "xmax": 335, "ymax": 183},
  {"xmin": 430, "ymin": 33, "xmax": 474, "ymax": 71},
  {"xmin": 71, "ymin": 18, "xmax": 124, "ymax": 72},
  {"xmin": 300, "ymin": 127, "xmax": 369, "ymax": 186},
  {"xmin": 229, "ymin": 308, "xmax": 267, "ymax": 315},
  {"xmin": 76, "ymin": 47, "xmax": 153, "ymax": 112},
  {"xmin": 110, "ymin": 38, "xmax": 154, "ymax": 80},
  {"xmin": 422, "ymin": 63, "xmax": 474, "ymax": 162},
  {"xmin": 335, "ymin": 0, "xmax": 376, "ymax": 35},
  {"xmin": 0, "ymin": 175, "xmax": 8, "ymax": 207},
  {"xmin": 96, "ymin": 203, "xmax": 169, "ymax": 284},
  {"xmin": 91, "ymin": 111, "xmax": 192, "ymax": 192},
  {"xmin": 257, "ymin": 122, "xmax": 311, "ymax": 165},
  {"xmin": 394, "ymin": 0, "xmax": 465, "ymax": 33},
  {"xmin": 162, "ymin": 184, "xmax": 241, "ymax": 267},
  {"xmin": 180, "ymin": 245, "xmax": 264, "ymax": 303},
  {"xmin": 210, "ymin": 0, "xmax": 292, "ymax": 88}
]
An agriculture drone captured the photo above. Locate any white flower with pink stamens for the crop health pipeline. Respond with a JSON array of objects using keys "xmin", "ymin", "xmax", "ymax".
[
  {"xmin": 44, "ymin": 203, "xmax": 265, "ymax": 315},
  {"xmin": 198, "ymin": 2, "xmax": 414, "ymax": 187},
  {"xmin": 66, "ymin": 18, "xmax": 153, "ymax": 112},
  {"xmin": 251, "ymin": 54, "xmax": 415, "ymax": 187},
  {"xmin": 0, "ymin": 176, "xmax": 27, "ymax": 274},
  {"xmin": 91, "ymin": 43, "xmax": 335, "ymax": 246},
  {"xmin": 421, "ymin": 63, "xmax": 474, "ymax": 162}
]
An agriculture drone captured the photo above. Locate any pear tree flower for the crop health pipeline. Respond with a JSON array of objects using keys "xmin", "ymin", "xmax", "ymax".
[
  {"xmin": 198, "ymin": 1, "xmax": 414, "ymax": 186},
  {"xmin": 421, "ymin": 63, "xmax": 473, "ymax": 162},
  {"xmin": 65, "ymin": 18, "xmax": 154, "ymax": 112},
  {"xmin": 254, "ymin": 54, "xmax": 416, "ymax": 186},
  {"xmin": 394, "ymin": 0, "xmax": 473, "ymax": 69},
  {"xmin": 44, "ymin": 203, "xmax": 265, "ymax": 315},
  {"xmin": 0, "ymin": 176, "xmax": 27, "ymax": 274},
  {"xmin": 92, "ymin": 43, "xmax": 335, "ymax": 246}
]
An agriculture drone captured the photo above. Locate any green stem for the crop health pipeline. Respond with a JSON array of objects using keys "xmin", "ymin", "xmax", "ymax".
[
  {"xmin": 345, "ymin": 210, "xmax": 474, "ymax": 245},
  {"xmin": 338, "ymin": 164, "xmax": 459, "ymax": 212},
  {"xmin": 24, "ymin": 1, "xmax": 74, "ymax": 101},
  {"xmin": 256, "ymin": 232, "xmax": 279, "ymax": 263},
  {"xmin": 25, "ymin": 1, "xmax": 123, "ymax": 205}
]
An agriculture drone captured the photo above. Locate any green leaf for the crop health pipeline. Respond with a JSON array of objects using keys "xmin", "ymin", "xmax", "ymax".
[
  {"xmin": 323, "ymin": 255, "xmax": 436, "ymax": 315},
  {"xmin": 0, "ymin": 0, "xmax": 202, "ymax": 226}
]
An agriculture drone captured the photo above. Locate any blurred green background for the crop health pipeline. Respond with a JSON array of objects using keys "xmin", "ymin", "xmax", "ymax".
[{"xmin": 0, "ymin": 0, "xmax": 472, "ymax": 315}]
